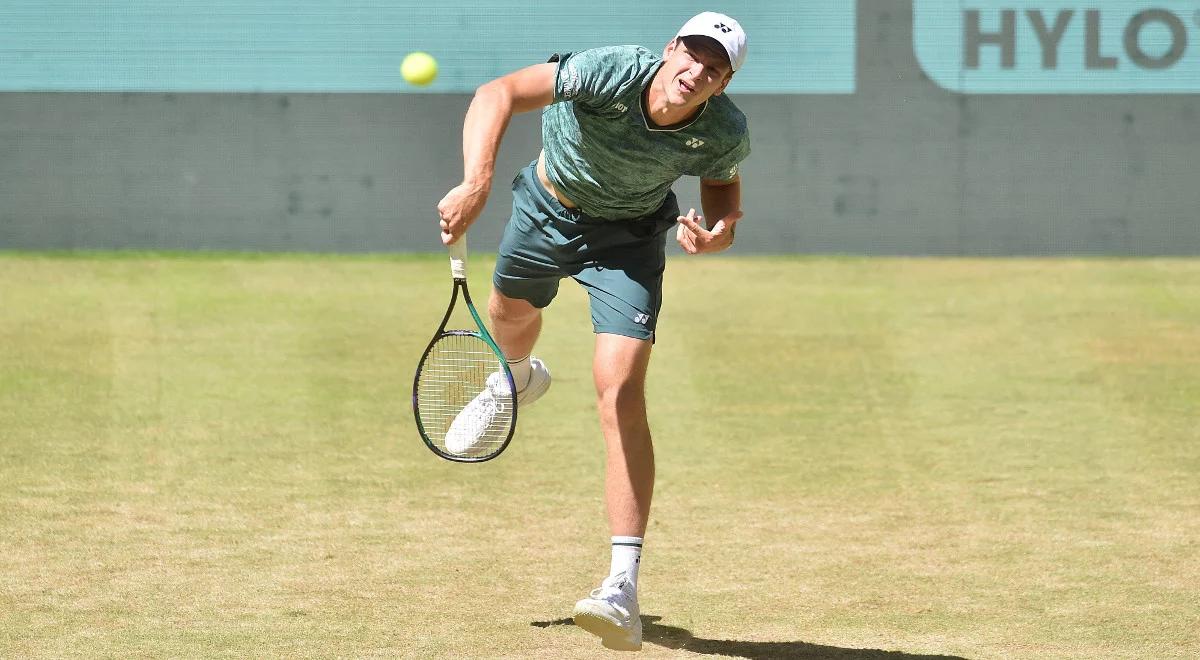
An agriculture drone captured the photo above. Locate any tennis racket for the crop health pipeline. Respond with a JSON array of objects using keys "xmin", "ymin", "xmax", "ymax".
[{"xmin": 413, "ymin": 236, "xmax": 517, "ymax": 462}]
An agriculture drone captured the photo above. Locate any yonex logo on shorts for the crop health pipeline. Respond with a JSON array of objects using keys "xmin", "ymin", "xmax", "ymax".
[
  {"xmin": 685, "ymin": 138, "xmax": 704, "ymax": 149},
  {"xmin": 633, "ymin": 313, "xmax": 651, "ymax": 324}
]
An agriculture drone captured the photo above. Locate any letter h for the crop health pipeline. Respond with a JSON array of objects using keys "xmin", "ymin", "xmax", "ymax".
[{"xmin": 965, "ymin": 9, "xmax": 1016, "ymax": 69}]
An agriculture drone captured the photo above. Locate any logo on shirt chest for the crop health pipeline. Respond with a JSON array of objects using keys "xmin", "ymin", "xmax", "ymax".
[
  {"xmin": 611, "ymin": 101, "xmax": 628, "ymax": 113},
  {"xmin": 685, "ymin": 137, "xmax": 705, "ymax": 149}
]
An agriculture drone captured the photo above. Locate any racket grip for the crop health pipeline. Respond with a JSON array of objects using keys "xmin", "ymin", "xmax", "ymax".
[{"xmin": 448, "ymin": 236, "xmax": 467, "ymax": 279}]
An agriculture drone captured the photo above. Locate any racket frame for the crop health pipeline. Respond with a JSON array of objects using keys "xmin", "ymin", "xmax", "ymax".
[{"xmin": 412, "ymin": 239, "xmax": 517, "ymax": 463}]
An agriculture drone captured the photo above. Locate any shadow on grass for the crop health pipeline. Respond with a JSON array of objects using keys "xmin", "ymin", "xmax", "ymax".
[{"xmin": 531, "ymin": 615, "xmax": 969, "ymax": 659}]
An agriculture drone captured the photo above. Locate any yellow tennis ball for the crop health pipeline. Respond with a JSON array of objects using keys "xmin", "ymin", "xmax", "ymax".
[{"xmin": 401, "ymin": 52, "xmax": 438, "ymax": 86}]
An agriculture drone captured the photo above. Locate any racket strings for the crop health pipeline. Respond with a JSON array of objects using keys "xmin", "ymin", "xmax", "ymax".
[{"xmin": 416, "ymin": 333, "xmax": 515, "ymax": 457}]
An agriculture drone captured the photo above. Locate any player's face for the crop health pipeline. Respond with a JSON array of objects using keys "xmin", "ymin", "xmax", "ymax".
[{"xmin": 661, "ymin": 38, "xmax": 733, "ymax": 107}]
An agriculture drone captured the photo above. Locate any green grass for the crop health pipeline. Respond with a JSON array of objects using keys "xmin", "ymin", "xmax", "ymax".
[{"xmin": 1, "ymin": 253, "xmax": 1197, "ymax": 659}]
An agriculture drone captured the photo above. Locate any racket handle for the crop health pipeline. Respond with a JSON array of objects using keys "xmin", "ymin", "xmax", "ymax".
[{"xmin": 448, "ymin": 236, "xmax": 467, "ymax": 279}]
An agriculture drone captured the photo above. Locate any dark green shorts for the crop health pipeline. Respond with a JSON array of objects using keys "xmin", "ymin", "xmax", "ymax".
[{"xmin": 493, "ymin": 161, "xmax": 680, "ymax": 340}]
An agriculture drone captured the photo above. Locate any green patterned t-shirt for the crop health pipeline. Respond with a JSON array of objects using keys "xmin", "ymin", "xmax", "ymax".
[{"xmin": 541, "ymin": 45, "xmax": 750, "ymax": 221}]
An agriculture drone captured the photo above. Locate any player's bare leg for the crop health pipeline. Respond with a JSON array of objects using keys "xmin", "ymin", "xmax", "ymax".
[
  {"xmin": 573, "ymin": 332, "xmax": 652, "ymax": 651},
  {"xmin": 487, "ymin": 288, "xmax": 551, "ymax": 404},
  {"xmin": 593, "ymin": 333, "xmax": 655, "ymax": 536},
  {"xmin": 489, "ymin": 289, "xmax": 541, "ymax": 360}
]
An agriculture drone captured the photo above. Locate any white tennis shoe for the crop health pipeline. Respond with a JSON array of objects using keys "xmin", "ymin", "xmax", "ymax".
[
  {"xmin": 444, "ymin": 358, "xmax": 550, "ymax": 456},
  {"xmin": 572, "ymin": 572, "xmax": 641, "ymax": 651}
]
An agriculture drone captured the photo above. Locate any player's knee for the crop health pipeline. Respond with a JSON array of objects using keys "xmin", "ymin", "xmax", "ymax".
[{"xmin": 594, "ymin": 372, "xmax": 646, "ymax": 414}]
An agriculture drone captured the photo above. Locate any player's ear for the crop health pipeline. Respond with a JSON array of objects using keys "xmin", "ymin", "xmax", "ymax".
[
  {"xmin": 663, "ymin": 37, "xmax": 680, "ymax": 60},
  {"xmin": 712, "ymin": 71, "xmax": 734, "ymax": 96}
]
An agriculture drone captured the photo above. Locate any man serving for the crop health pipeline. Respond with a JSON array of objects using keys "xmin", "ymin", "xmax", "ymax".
[{"xmin": 437, "ymin": 12, "xmax": 750, "ymax": 651}]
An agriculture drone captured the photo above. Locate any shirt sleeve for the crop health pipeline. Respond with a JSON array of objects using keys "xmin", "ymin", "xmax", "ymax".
[
  {"xmin": 553, "ymin": 46, "xmax": 640, "ymax": 111},
  {"xmin": 697, "ymin": 132, "xmax": 751, "ymax": 182}
]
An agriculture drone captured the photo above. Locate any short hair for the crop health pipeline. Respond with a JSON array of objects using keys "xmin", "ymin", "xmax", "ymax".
[{"xmin": 677, "ymin": 35, "xmax": 732, "ymax": 72}]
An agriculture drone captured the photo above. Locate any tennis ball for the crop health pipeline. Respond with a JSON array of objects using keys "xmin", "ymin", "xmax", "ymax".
[{"xmin": 401, "ymin": 52, "xmax": 438, "ymax": 86}]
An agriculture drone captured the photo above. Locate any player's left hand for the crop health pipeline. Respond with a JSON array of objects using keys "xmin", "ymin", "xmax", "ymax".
[{"xmin": 675, "ymin": 208, "xmax": 742, "ymax": 254}]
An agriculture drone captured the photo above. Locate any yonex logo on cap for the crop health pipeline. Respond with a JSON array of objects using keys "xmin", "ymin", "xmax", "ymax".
[{"xmin": 715, "ymin": 23, "xmax": 732, "ymax": 33}]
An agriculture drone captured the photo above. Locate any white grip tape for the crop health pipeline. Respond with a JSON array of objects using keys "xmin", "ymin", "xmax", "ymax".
[{"xmin": 448, "ymin": 237, "xmax": 467, "ymax": 279}]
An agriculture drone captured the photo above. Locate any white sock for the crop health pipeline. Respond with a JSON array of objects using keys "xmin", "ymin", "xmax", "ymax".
[
  {"xmin": 506, "ymin": 355, "xmax": 532, "ymax": 391},
  {"xmin": 610, "ymin": 536, "xmax": 643, "ymax": 587}
]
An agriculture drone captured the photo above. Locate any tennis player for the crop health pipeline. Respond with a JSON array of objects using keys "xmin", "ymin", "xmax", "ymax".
[{"xmin": 437, "ymin": 12, "xmax": 750, "ymax": 651}]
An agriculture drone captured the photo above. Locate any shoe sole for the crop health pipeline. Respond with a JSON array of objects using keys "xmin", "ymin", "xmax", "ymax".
[{"xmin": 572, "ymin": 610, "xmax": 641, "ymax": 652}]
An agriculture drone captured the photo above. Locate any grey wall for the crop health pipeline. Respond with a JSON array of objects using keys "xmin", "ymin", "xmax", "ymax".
[{"xmin": 2, "ymin": 0, "xmax": 1197, "ymax": 255}]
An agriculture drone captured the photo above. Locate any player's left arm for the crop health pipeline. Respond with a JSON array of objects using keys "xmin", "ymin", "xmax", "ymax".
[{"xmin": 675, "ymin": 176, "xmax": 744, "ymax": 254}]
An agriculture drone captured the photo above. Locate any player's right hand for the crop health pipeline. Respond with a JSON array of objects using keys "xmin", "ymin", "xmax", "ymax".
[{"xmin": 436, "ymin": 181, "xmax": 490, "ymax": 245}]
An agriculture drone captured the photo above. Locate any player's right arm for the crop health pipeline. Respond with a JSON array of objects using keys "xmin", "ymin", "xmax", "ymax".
[{"xmin": 437, "ymin": 63, "xmax": 557, "ymax": 245}]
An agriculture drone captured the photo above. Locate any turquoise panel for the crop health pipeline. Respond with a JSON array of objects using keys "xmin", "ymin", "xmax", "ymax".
[
  {"xmin": 915, "ymin": 0, "xmax": 1200, "ymax": 93},
  {"xmin": 0, "ymin": 1, "xmax": 855, "ymax": 93}
]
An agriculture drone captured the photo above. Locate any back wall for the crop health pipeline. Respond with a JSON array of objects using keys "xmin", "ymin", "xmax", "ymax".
[{"xmin": 1, "ymin": 0, "xmax": 1196, "ymax": 254}]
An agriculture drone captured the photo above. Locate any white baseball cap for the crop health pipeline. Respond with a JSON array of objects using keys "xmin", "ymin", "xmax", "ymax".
[{"xmin": 676, "ymin": 12, "xmax": 748, "ymax": 71}]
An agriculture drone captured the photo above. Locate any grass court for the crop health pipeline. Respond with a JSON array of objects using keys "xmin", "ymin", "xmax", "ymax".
[{"xmin": 1, "ymin": 253, "xmax": 1197, "ymax": 658}]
